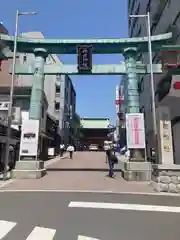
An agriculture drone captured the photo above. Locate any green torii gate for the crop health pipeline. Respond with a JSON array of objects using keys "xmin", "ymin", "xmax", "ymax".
[
  {"xmin": 0, "ymin": 31, "xmax": 178, "ymax": 180},
  {"xmin": 0, "ymin": 32, "xmax": 173, "ymax": 121}
]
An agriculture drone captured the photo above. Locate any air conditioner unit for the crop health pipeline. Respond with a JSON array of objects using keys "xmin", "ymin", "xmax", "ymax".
[
  {"xmin": 0, "ymin": 102, "xmax": 9, "ymax": 110},
  {"xmin": 12, "ymin": 107, "xmax": 21, "ymax": 124}
]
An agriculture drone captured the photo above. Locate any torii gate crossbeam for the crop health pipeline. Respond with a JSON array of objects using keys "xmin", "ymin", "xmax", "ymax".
[{"xmin": 12, "ymin": 63, "xmax": 163, "ymax": 75}]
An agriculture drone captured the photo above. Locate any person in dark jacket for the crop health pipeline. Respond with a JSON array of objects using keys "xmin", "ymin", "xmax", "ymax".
[{"xmin": 106, "ymin": 149, "xmax": 116, "ymax": 178}]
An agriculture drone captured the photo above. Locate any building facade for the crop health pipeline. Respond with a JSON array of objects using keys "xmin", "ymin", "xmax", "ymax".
[
  {"xmin": 59, "ymin": 74, "xmax": 76, "ymax": 145},
  {"xmin": 19, "ymin": 32, "xmax": 77, "ymax": 145},
  {"xmin": 0, "ymin": 29, "xmax": 77, "ymax": 148},
  {"xmin": 128, "ymin": 0, "xmax": 180, "ymax": 163}
]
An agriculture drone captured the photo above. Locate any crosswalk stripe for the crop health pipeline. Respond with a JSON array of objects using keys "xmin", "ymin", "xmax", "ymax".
[
  {"xmin": 26, "ymin": 226, "xmax": 56, "ymax": 240},
  {"xmin": 0, "ymin": 220, "xmax": 17, "ymax": 239}
]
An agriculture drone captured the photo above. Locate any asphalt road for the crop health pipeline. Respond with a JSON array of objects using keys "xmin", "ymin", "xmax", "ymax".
[{"xmin": 0, "ymin": 192, "xmax": 180, "ymax": 239}]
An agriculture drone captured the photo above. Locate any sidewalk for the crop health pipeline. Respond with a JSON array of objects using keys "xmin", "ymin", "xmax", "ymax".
[
  {"xmin": 0, "ymin": 154, "xmax": 68, "ymax": 188},
  {"xmin": 0, "ymin": 152, "xmax": 155, "ymax": 193},
  {"xmin": 47, "ymin": 151, "xmax": 122, "ymax": 171}
]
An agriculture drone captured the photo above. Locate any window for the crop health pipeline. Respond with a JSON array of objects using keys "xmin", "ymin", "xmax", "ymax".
[
  {"xmin": 157, "ymin": 75, "xmax": 172, "ymax": 101},
  {"xmin": 152, "ymin": 0, "xmax": 169, "ymax": 32},
  {"xmin": 146, "ymin": 0, "xmax": 151, "ymax": 13},
  {"xmin": 130, "ymin": 0, "xmax": 136, "ymax": 15},
  {"xmin": 56, "ymin": 74, "xmax": 61, "ymax": 81},
  {"xmin": 130, "ymin": 3, "xmax": 140, "ymax": 37},
  {"xmin": 174, "ymin": 11, "xmax": 180, "ymax": 25},
  {"xmin": 135, "ymin": 26, "xmax": 142, "ymax": 37},
  {"xmin": 55, "ymin": 102, "xmax": 60, "ymax": 111},
  {"xmin": 166, "ymin": 24, "xmax": 179, "ymax": 43},
  {"xmin": 166, "ymin": 12, "xmax": 180, "ymax": 43},
  {"xmin": 56, "ymin": 85, "xmax": 60, "ymax": 93},
  {"xmin": 23, "ymin": 54, "xmax": 27, "ymax": 63},
  {"xmin": 153, "ymin": 54, "xmax": 161, "ymax": 63},
  {"xmin": 137, "ymin": 53, "xmax": 142, "ymax": 61},
  {"xmin": 137, "ymin": 26, "xmax": 142, "ymax": 36},
  {"xmin": 138, "ymin": 77, "xmax": 144, "ymax": 93},
  {"xmin": 41, "ymin": 106, "xmax": 44, "ymax": 118}
]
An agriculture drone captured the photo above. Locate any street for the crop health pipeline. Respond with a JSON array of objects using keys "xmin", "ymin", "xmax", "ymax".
[
  {"xmin": 0, "ymin": 192, "xmax": 180, "ymax": 239},
  {"xmin": 0, "ymin": 152, "xmax": 179, "ymax": 239}
]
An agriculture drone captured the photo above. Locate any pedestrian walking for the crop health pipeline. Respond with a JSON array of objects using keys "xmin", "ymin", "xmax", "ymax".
[
  {"xmin": 106, "ymin": 149, "xmax": 117, "ymax": 178},
  {"xmin": 67, "ymin": 144, "xmax": 75, "ymax": 159},
  {"xmin": 60, "ymin": 143, "xmax": 65, "ymax": 157},
  {"xmin": 105, "ymin": 142, "xmax": 111, "ymax": 163}
]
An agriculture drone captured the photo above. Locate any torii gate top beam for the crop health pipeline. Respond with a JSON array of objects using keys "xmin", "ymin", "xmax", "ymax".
[{"xmin": 0, "ymin": 32, "xmax": 172, "ymax": 55}]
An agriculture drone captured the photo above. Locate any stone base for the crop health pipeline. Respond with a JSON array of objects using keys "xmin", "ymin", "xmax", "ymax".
[
  {"xmin": 11, "ymin": 161, "xmax": 46, "ymax": 179},
  {"xmin": 152, "ymin": 164, "xmax": 180, "ymax": 193},
  {"xmin": 122, "ymin": 162, "xmax": 151, "ymax": 181}
]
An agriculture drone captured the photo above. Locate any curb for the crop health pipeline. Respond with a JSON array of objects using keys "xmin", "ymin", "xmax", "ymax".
[
  {"xmin": 45, "ymin": 155, "xmax": 68, "ymax": 167},
  {"xmin": 0, "ymin": 189, "xmax": 179, "ymax": 197}
]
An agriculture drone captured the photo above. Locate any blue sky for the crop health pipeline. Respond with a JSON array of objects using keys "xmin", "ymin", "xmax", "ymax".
[{"xmin": 0, "ymin": 0, "xmax": 128, "ymax": 124}]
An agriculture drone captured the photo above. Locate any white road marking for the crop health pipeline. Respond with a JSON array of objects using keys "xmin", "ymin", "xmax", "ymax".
[
  {"xmin": 26, "ymin": 226, "xmax": 56, "ymax": 240},
  {"xmin": 69, "ymin": 201, "xmax": 180, "ymax": 213},
  {"xmin": 0, "ymin": 220, "xmax": 17, "ymax": 239},
  {"xmin": 78, "ymin": 235, "xmax": 100, "ymax": 240}
]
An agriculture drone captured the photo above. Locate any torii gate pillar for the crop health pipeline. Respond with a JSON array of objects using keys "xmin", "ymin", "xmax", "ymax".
[
  {"xmin": 29, "ymin": 48, "xmax": 47, "ymax": 120},
  {"xmin": 122, "ymin": 48, "xmax": 151, "ymax": 181},
  {"xmin": 123, "ymin": 48, "xmax": 140, "ymax": 113},
  {"xmin": 12, "ymin": 48, "xmax": 47, "ymax": 179}
]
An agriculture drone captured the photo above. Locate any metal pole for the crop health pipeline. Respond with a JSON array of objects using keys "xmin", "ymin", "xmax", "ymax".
[
  {"xmin": 147, "ymin": 12, "xmax": 157, "ymax": 134},
  {"xmin": 147, "ymin": 12, "xmax": 158, "ymax": 161},
  {"xmin": 3, "ymin": 10, "xmax": 19, "ymax": 180}
]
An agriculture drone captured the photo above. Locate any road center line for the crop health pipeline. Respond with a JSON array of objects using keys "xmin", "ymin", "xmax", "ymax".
[{"xmin": 68, "ymin": 201, "xmax": 180, "ymax": 213}]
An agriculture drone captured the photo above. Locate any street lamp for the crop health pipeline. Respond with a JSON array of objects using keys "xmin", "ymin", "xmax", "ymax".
[
  {"xmin": 3, "ymin": 10, "xmax": 38, "ymax": 180},
  {"xmin": 129, "ymin": 12, "xmax": 157, "ymax": 159}
]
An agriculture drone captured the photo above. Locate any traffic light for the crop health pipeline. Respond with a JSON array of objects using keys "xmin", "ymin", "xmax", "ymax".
[{"xmin": 77, "ymin": 45, "xmax": 93, "ymax": 73}]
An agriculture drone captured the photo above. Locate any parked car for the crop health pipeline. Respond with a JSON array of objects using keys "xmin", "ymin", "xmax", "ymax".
[{"xmin": 89, "ymin": 144, "xmax": 99, "ymax": 151}]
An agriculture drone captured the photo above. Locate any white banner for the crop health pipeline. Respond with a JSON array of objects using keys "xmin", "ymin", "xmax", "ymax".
[
  {"xmin": 126, "ymin": 113, "xmax": 145, "ymax": 149},
  {"xmin": 19, "ymin": 120, "xmax": 39, "ymax": 157}
]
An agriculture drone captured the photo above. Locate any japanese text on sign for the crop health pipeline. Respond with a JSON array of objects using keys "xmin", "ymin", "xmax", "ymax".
[
  {"xmin": 126, "ymin": 113, "xmax": 145, "ymax": 149},
  {"xmin": 77, "ymin": 45, "xmax": 93, "ymax": 72}
]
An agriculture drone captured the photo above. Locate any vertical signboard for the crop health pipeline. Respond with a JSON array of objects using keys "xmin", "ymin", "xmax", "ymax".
[
  {"xmin": 19, "ymin": 119, "xmax": 40, "ymax": 158},
  {"xmin": 156, "ymin": 106, "xmax": 174, "ymax": 165},
  {"xmin": 77, "ymin": 45, "xmax": 93, "ymax": 73},
  {"xmin": 115, "ymin": 85, "xmax": 120, "ymax": 114},
  {"xmin": 126, "ymin": 113, "xmax": 145, "ymax": 149}
]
